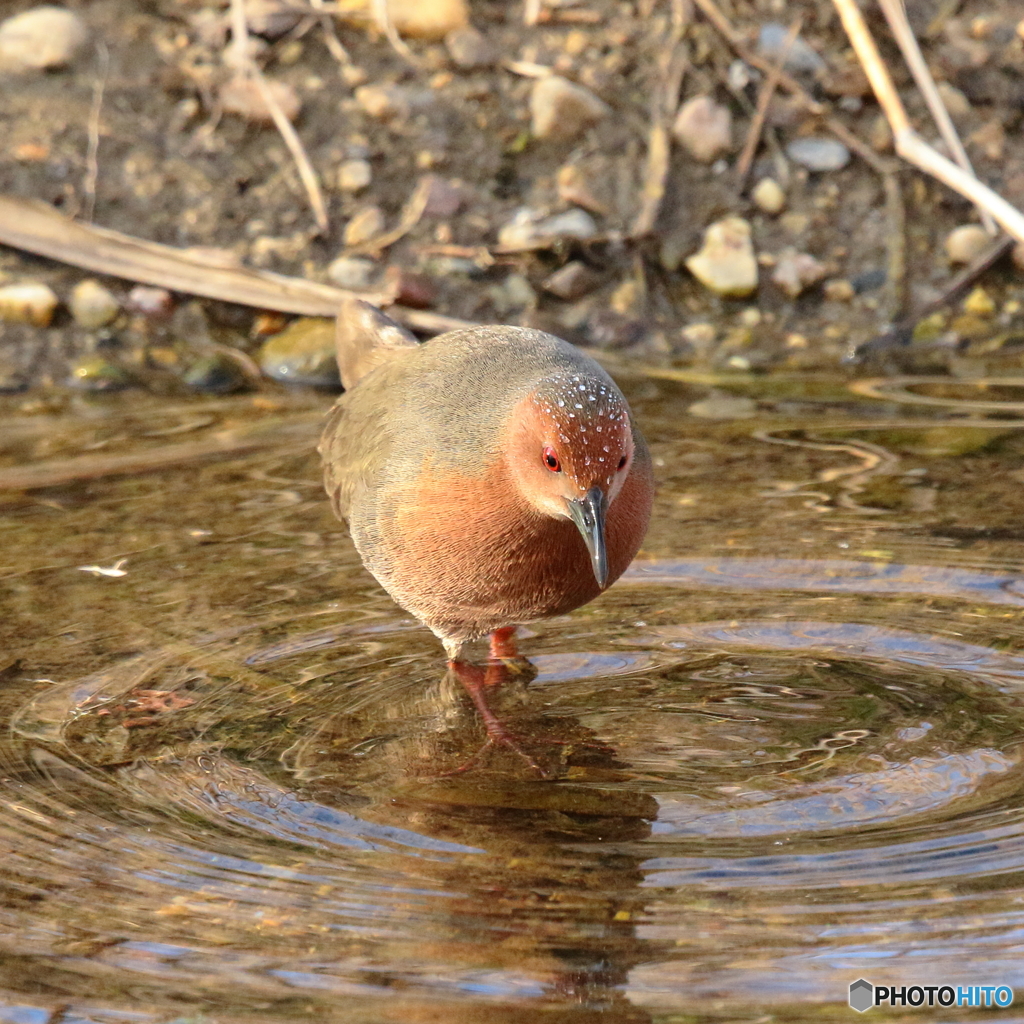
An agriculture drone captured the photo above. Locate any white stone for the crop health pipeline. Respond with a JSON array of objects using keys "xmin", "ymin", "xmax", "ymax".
[
  {"xmin": 0, "ymin": 6, "xmax": 87, "ymax": 72},
  {"xmin": 69, "ymin": 279, "xmax": 119, "ymax": 329},
  {"xmin": 672, "ymin": 96, "xmax": 732, "ymax": 163},
  {"xmin": 685, "ymin": 217, "xmax": 758, "ymax": 297},
  {"xmin": 497, "ymin": 207, "xmax": 599, "ymax": 249},
  {"xmin": 785, "ymin": 137, "xmax": 850, "ymax": 172},
  {"xmin": 380, "ymin": 0, "xmax": 469, "ymax": 41},
  {"xmin": 945, "ymin": 224, "xmax": 991, "ymax": 264},
  {"xmin": 0, "ymin": 281, "xmax": 59, "ymax": 327},
  {"xmin": 752, "ymin": 177, "xmax": 786, "ymax": 214},
  {"xmin": 338, "ymin": 159, "xmax": 372, "ymax": 193},
  {"xmin": 530, "ymin": 76, "xmax": 609, "ymax": 142},
  {"xmin": 772, "ymin": 248, "xmax": 827, "ymax": 298},
  {"xmin": 327, "ymin": 256, "xmax": 377, "ymax": 289}
]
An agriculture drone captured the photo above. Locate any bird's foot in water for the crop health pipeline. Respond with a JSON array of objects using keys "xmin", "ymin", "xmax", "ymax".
[{"xmin": 444, "ymin": 659, "xmax": 548, "ymax": 777}]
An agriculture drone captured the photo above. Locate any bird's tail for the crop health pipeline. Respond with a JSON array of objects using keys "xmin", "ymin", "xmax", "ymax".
[{"xmin": 334, "ymin": 297, "xmax": 419, "ymax": 390}]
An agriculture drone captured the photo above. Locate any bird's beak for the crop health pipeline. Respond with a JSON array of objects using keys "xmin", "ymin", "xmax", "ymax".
[{"xmin": 568, "ymin": 485, "xmax": 609, "ymax": 589}]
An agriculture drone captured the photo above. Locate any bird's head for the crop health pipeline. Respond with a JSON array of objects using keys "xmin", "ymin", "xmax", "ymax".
[{"xmin": 506, "ymin": 370, "xmax": 635, "ymax": 589}]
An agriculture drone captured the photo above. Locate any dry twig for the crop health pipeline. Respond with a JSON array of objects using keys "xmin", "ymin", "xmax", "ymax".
[
  {"xmin": 229, "ymin": 0, "xmax": 329, "ymax": 234},
  {"xmin": 83, "ymin": 40, "xmax": 110, "ymax": 223},
  {"xmin": 875, "ymin": 0, "xmax": 995, "ymax": 234},
  {"xmin": 734, "ymin": 18, "xmax": 799, "ymax": 188},
  {"xmin": 831, "ymin": 0, "xmax": 1024, "ymax": 245}
]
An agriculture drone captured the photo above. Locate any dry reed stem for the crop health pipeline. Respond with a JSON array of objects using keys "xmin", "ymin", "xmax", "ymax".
[
  {"xmin": 831, "ymin": 0, "xmax": 1024, "ymax": 245},
  {"xmin": 875, "ymin": 0, "xmax": 996, "ymax": 234},
  {"xmin": 230, "ymin": 0, "xmax": 329, "ymax": 234},
  {"xmin": 734, "ymin": 17, "xmax": 800, "ymax": 188}
]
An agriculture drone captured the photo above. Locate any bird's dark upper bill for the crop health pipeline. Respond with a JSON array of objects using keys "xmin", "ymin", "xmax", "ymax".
[{"xmin": 568, "ymin": 485, "xmax": 609, "ymax": 589}]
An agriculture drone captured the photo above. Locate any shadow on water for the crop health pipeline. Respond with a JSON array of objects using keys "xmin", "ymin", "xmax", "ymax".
[{"xmin": 3, "ymin": 377, "xmax": 1024, "ymax": 1021}]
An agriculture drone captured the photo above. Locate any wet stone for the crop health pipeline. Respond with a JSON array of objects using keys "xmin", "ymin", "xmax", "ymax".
[
  {"xmin": 182, "ymin": 353, "xmax": 250, "ymax": 393},
  {"xmin": 530, "ymin": 75, "xmax": 609, "ymax": 142},
  {"xmin": 685, "ymin": 216, "xmax": 758, "ymax": 298},
  {"xmin": 785, "ymin": 137, "xmax": 851, "ymax": 172},
  {"xmin": 0, "ymin": 281, "xmax": 59, "ymax": 327},
  {"xmin": 0, "ymin": 6, "xmax": 88, "ymax": 73},
  {"xmin": 69, "ymin": 279, "xmax": 120, "ymax": 330},
  {"xmin": 258, "ymin": 317, "xmax": 339, "ymax": 387},
  {"xmin": 672, "ymin": 95, "xmax": 732, "ymax": 163}
]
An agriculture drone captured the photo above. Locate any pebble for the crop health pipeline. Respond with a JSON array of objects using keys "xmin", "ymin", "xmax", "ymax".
[
  {"xmin": 420, "ymin": 175, "xmax": 463, "ymax": 218},
  {"xmin": 326, "ymin": 255, "xmax": 378, "ymax": 289},
  {"xmin": 685, "ymin": 216, "xmax": 758, "ymax": 298},
  {"xmin": 542, "ymin": 261, "xmax": 600, "ymax": 301},
  {"xmin": 672, "ymin": 95, "xmax": 732, "ymax": 163},
  {"xmin": 126, "ymin": 285, "xmax": 174, "ymax": 319},
  {"xmin": 963, "ymin": 286, "xmax": 996, "ymax": 316},
  {"xmin": 585, "ymin": 310, "xmax": 646, "ymax": 350},
  {"xmin": 556, "ymin": 163, "xmax": 607, "ymax": 214},
  {"xmin": 182, "ymin": 352, "xmax": 250, "ymax": 393},
  {"xmin": 946, "ymin": 224, "xmax": 991, "ymax": 264},
  {"xmin": 258, "ymin": 317, "xmax": 339, "ymax": 387},
  {"xmin": 220, "ymin": 77, "xmax": 301, "ymax": 124},
  {"xmin": 244, "ymin": 0, "xmax": 304, "ymax": 39},
  {"xmin": 772, "ymin": 248, "xmax": 827, "ymax": 298},
  {"xmin": 757, "ymin": 23, "xmax": 825, "ymax": 74},
  {"xmin": 752, "ymin": 177, "xmax": 786, "ymax": 214},
  {"xmin": 530, "ymin": 75, "xmax": 609, "ymax": 142},
  {"xmin": 936, "ymin": 82, "xmax": 972, "ymax": 123},
  {"xmin": 384, "ymin": 266, "xmax": 436, "ymax": 308},
  {"xmin": 823, "ymin": 278, "xmax": 855, "ymax": 301},
  {"xmin": 68, "ymin": 356, "xmax": 133, "ymax": 391},
  {"xmin": 380, "ymin": 0, "xmax": 469, "ymax": 40},
  {"xmin": 69, "ymin": 279, "xmax": 119, "ymax": 330},
  {"xmin": 688, "ymin": 393, "xmax": 758, "ymax": 419},
  {"xmin": 486, "ymin": 274, "xmax": 536, "ymax": 314},
  {"xmin": 354, "ymin": 83, "xmax": 410, "ymax": 121},
  {"xmin": 497, "ymin": 207, "xmax": 599, "ymax": 249},
  {"xmin": 0, "ymin": 282, "xmax": 59, "ymax": 327},
  {"xmin": 338, "ymin": 159, "xmax": 372, "ymax": 193},
  {"xmin": 681, "ymin": 322, "xmax": 717, "ymax": 347},
  {"xmin": 0, "ymin": 6, "xmax": 88, "ymax": 73},
  {"xmin": 344, "ymin": 206, "xmax": 385, "ymax": 247},
  {"xmin": 785, "ymin": 137, "xmax": 851, "ymax": 172},
  {"xmin": 445, "ymin": 25, "xmax": 495, "ymax": 69}
]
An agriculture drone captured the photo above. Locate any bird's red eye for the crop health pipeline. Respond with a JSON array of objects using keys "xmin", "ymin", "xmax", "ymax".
[
  {"xmin": 618, "ymin": 455, "xmax": 628, "ymax": 470},
  {"xmin": 543, "ymin": 447, "xmax": 561, "ymax": 472}
]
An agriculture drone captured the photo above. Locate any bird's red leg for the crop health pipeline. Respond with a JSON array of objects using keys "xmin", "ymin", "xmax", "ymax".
[
  {"xmin": 447, "ymin": 659, "xmax": 546, "ymax": 775},
  {"xmin": 488, "ymin": 626, "xmax": 519, "ymax": 661}
]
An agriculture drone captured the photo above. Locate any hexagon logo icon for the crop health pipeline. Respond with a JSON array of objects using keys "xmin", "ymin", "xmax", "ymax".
[{"xmin": 849, "ymin": 978, "xmax": 874, "ymax": 1012}]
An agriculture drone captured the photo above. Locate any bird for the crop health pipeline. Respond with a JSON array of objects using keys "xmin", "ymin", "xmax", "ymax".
[{"xmin": 319, "ymin": 299, "xmax": 653, "ymax": 747}]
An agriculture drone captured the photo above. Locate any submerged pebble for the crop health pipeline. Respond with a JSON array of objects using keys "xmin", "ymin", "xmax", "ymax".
[
  {"xmin": 69, "ymin": 356, "xmax": 133, "ymax": 391},
  {"xmin": 258, "ymin": 317, "xmax": 338, "ymax": 387},
  {"xmin": 182, "ymin": 352, "xmax": 250, "ymax": 393}
]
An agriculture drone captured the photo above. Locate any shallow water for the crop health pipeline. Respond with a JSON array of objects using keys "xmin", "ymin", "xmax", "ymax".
[{"xmin": 3, "ymin": 373, "xmax": 1024, "ymax": 1022}]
